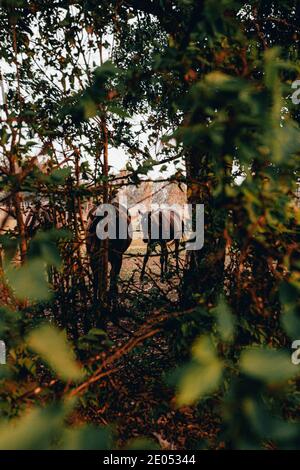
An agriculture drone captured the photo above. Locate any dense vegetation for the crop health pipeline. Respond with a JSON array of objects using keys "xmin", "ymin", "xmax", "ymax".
[{"xmin": 0, "ymin": 0, "xmax": 299, "ymax": 450}]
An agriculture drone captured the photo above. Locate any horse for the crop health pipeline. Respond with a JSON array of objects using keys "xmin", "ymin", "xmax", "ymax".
[
  {"xmin": 86, "ymin": 202, "xmax": 132, "ymax": 303},
  {"xmin": 139, "ymin": 208, "xmax": 183, "ymax": 280}
]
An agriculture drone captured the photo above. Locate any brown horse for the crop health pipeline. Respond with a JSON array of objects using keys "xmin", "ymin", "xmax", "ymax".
[
  {"xmin": 86, "ymin": 202, "xmax": 132, "ymax": 302},
  {"xmin": 140, "ymin": 208, "xmax": 183, "ymax": 280}
]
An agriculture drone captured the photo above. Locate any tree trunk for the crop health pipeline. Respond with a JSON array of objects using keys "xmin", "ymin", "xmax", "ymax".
[{"xmin": 181, "ymin": 148, "xmax": 227, "ymax": 307}]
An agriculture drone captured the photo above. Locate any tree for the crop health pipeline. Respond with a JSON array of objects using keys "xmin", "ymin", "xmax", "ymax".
[{"xmin": 0, "ymin": 0, "xmax": 300, "ymax": 450}]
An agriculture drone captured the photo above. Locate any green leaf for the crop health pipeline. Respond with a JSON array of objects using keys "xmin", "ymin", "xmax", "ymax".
[
  {"xmin": 240, "ymin": 348, "xmax": 299, "ymax": 384},
  {"xmin": 279, "ymin": 281, "xmax": 299, "ymax": 305},
  {"xmin": 0, "ymin": 405, "xmax": 66, "ymax": 450},
  {"xmin": 107, "ymin": 103, "xmax": 130, "ymax": 118},
  {"xmin": 191, "ymin": 335, "xmax": 216, "ymax": 363},
  {"xmin": 28, "ymin": 229, "xmax": 71, "ymax": 267},
  {"xmin": 126, "ymin": 438, "xmax": 159, "ymax": 450},
  {"xmin": 5, "ymin": 259, "xmax": 52, "ymax": 301},
  {"xmin": 281, "ymin": 310, "xmax": 300, "ymax": 339},
  {"xmin": 204, "ymin": 71, "xmax": 230, "ymax": 85},
  {"xmin": 94, "ymin": 61, "xmax": 119, "ymax": 79},
  {"xmin": 243, "ymin": 398, "xmax": 298, "ymax": 443},
  {"xmin": 27, "ymin": 325, "xmax": 84, "ymax": 382},
  {"xmin": 62, "ymin": 426, "xmax": 112, "ymax": 450},
  {"xmin": 49, "ymin": 167, "xmax": 72, "ymax": 183},
  {"xmin": 176, "ymin": 336, "xmax": 222, "ymax": 406},
  {"xmin": 213, "ymin": 296, "xmax": 235, "ymax": 342},
  {"xmin": 83, "ymin": 98, "xmax": 98, "ymax": 119},
  {"xmin": 176, "ymin": 361, "xmax": 222, "ymax": 406}
]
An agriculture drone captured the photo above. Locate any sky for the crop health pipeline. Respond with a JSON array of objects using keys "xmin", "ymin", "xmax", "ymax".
[
  {"xmin": 0, "ymin": 7, "xmax": 245, "ymax": 184},
  {"xmin": 0, "ymin": 10, "xmax": 182, "ymax": 181}
]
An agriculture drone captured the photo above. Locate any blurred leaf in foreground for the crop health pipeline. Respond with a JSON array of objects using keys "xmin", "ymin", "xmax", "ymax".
[
  {"xmin": 0, "ymin": 406, "xmax": 65, "ymax": 450},
  {"xmin": 5, "ymin": 259, "xmax": 52, "ymax": 301},
  {"xmin": 176, "ymin": 336, "xmax": 223, "ymax": 406},
  {"xmin": 62, "ymin": 426, "xmax": 112, "ymax": 450},
  {"xmin": 243, "ymin": 398, "xmax": 299, "ymax": 445},
  {"xmin": 27, "ymin": 324, "xmax": 84, "ymax": 382},
  {"xmin": 4, "ymin": 229, "xmax": 70, "ymax": 302},
  {"xmin": 240, "ymin": 348, "xmax": 299, "ymax": 384},
  {"xmin": 213, "ymin": 295, "xmax": 236, "ymax": 343},
  {"xmin": 126, "ymin": 437, "xmax": 160, "ymax": 450}
]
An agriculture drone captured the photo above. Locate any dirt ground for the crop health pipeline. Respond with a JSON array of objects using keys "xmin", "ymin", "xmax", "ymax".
[
  {"xmin": 121, "ymin": 238, "xmax": 185, "ymax": 284},
  {"xmin": 81, "ymin": 239, "xmax": 220, "ymax": 449}
]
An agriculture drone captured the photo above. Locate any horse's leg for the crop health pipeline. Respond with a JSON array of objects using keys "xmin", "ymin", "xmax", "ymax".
[
  {"xmin": 160, "ymin": 242, "xmax": 164, "ymax": 279},
  {"xmin": 90, "ymin": 257, "xmax": 99, "ymax": 304},
  {"xmin": 164, "ymin": 242, "xmax": 168, "ymax": 275},
  {"xmin": 160, "ymin": 241, "xmax": 168, "ymax": 279},
  {"xmin": 175, "ymin": 239, "xmax": 180, "ymax": 274},
  {"xmin": 141, "ymin": 243, "xmax": 151, "ymax": 280},
  {"xmin": 109, "ymin": 254, "xmax": 122, "ymax": 301},
  {"xmin": 95, "ymin": 249, "xmax": 110, "ymax": 328}
]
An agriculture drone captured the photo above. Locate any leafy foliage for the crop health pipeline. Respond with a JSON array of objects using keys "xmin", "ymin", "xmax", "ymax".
[{"xmin": 0, "ymin": 0, "xmax": 300, "ymax": 450}]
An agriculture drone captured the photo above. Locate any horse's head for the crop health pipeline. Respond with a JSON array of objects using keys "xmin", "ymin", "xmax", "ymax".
[{"xmin": 87, "ymin": 202, "xmax": 132, "ymax": 243}]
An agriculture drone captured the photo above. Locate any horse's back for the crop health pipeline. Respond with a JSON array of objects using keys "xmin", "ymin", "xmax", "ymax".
[
  {"xmin": 148, "ymin": 209, "xmax": 183, "ymax": 241},
  {"xmin": 86, "ymin": 203, "xmax": 132, "ymax": 258}
]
